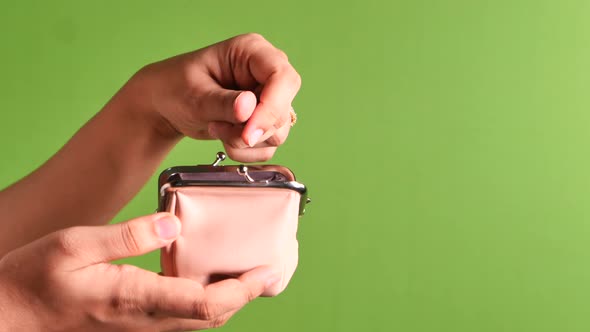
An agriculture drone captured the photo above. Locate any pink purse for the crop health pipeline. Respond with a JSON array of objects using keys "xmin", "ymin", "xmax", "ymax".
[{"xmin": 158, "ymin": 152, "xmax": 310, "ymax": 296}]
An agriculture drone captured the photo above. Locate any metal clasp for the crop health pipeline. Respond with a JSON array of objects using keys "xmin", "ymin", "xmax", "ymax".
[
  {"xmin": 237, "ymin": 164, "xmax": 270, "ymax": 184},
  {"xmin": 211, "ymin": 152, "xmax": 226, "ymax": 166},
  {"xmin": 238, "ymin": 165, "xmax": 256, "ymax": 183}
]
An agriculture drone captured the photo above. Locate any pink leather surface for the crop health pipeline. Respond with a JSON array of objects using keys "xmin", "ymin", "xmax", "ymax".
[{"xmin": 160, "ymin": 186, "xmax": 300, "ymax": 296}]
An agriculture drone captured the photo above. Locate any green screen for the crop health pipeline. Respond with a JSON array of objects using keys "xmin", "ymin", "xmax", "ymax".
[{"xmin": 2, "ymin": 1, "xmax": 590, "ymax": 331}]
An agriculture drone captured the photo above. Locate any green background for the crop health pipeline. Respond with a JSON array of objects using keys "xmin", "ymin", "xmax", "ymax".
[{"xmin": 2, "ymin": 0, "xmax": 590, "ymax": 331}]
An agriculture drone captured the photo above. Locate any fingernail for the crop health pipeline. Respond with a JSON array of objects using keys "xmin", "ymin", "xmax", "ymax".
[
  {"xmin": 154, "ymin": 215, "xmax": 180, "ymax": 240},
  {"xmin": 248, "ymin": 129, "xmax": 264, "ymax": 147}
]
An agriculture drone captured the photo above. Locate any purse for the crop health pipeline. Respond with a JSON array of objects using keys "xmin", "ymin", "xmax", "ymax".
[{"xmin": 158, "ymin": 152, "xmax": 310, "ymax": 296}]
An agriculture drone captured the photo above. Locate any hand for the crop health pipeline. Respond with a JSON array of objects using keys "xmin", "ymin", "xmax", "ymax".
[
  {"xmin": 0, "ymin": 213, "xmax": 280, "ymax": 332},
  {"xmin": 0, "ymin": 34, "xmax": 299, "ymax": 259},
  {"xmin": 128, "ymin": 33, "xmax": 302, "ymax": 162}
]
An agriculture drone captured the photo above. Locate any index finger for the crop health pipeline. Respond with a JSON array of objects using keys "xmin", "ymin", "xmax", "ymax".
[
  {"xmin": 196, "ymin": 265, "xmax": 280, "ymax": 319},
  {"xmin": 242, "ymin": 49, "xmax": 301, "ymax": 147},
  {"xmin": 115, "ymin": 265, "xmax": 279, "ymax": 320}
]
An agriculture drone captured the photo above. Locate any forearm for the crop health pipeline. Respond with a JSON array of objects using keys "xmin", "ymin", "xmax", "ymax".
[
  {"xmin": 0, "ymin": 33, "xmax": 301, "ymax": 256},
  {"xmin": 0, "ymin": 77, "xmax": 181, "ymax": 255}
]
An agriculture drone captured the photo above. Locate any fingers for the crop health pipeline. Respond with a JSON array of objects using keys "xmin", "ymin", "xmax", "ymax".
[
  {"xmin": 216, "ymin": 33, "xmax": 300, "ymax": 148},
  {"xmin": 209, "ymin": 119, "xmax": 290, "ymax": 149},
  {"xmin": 114, "ymin": 265, "xmax": 279, "ymax": 321},
  {"xmin": 209, "ymin": 117, "xmax": 290, "ymax": 162},
  {"xmin": 178, "ymin": 33, "xmax": 300, "ymax": 160},
  {"xmin": 53, "ymin": 213, "xmax": 181, "ymax": 268},
  {"xmin": 193, "ymin": 89, "xmax": 257, "ymax": 125},
  {"xmin": 158, "ymin": 309, "xmax": 240, "ymax": 332},
  {"xmin": 199, "ymin": 265, "xmax": 281, "ymax": 312},
  {"xmin": 241, "ymin": 51, "xmax": 301, "ymax": 147},
  {"xmin": 224, "ymin": 147, "xmax": 278, "ymax": 163},
  {"xmin": 158, "ymin": 311, "xmax": 239, "ymax": 332}
]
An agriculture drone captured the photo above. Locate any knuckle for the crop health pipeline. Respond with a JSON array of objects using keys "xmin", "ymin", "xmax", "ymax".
[
  {"xmin": 135, "ymin": 62, "xmax": 158, "ymax": 80},
  {"xmin": 104, "ymin": 266, "xmax": 141, "ymax": 314},
  {"xmin": 274, "ymin": 65, "xmax": 302, "ymax": 94},
  {"xmin": 293, "ymin": 71, "xmax": 302, "ymax": 89},
  {"xmin": 276, "ymin": 49, "xmax": 289, "ymax": 61},
  {"xmin": 107, "ymin": 292, "xmax": 125, "ymax": 313},
  {"xmin": 119, "ymin": 222, "xmax": 142, "ymax": 256},
  {"xmin": 52, "ymin": 228, "xmax": 81, "ymax": 257},
  {"xmin": 239, "ymin": 32, "xmax": 266, "ymax": 43},
  {"xmin": 192, "ymin": 301, "xmax": 217, "ymax": 321},
  {"xmin": 283, "ymin": 68, "xmax": 302, "ymax": 91},
  {"xmin": 244, "ymin": 286, "xmax": 257, "ymax": 303},
  {"xmin": 107, "ymin": 290, "xmax": 134, "ymax": 315},
  {"xmin": 208, "ymin": 316, "xmax": 231, "ymax": 329},
  {"xmin": 106, "ymin": 280, "xmax": 127, "ymax": 313}
]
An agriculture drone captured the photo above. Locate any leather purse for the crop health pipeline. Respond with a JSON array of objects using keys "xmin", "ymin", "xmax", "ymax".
[{"xmin": 158, "ymin": 152, "xmax": 310, "ymax": 296}]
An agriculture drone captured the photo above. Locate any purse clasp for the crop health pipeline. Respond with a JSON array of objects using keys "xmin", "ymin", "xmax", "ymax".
[{"xmin": 211, "ymin": 151, "xmax": 226, "ymax": 167}]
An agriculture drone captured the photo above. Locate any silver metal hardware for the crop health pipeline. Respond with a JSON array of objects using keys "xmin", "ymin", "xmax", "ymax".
[
  {"xmin": 158, "ymin": 151, "xmax": 309, "ymax": 215},
  {"xmin": 159, "ymin": 182, "xmax": 171, "ymax": 197},
  {"xmin": 237, "ymin": 165, "xmax": 256, "ymax": 183},
  {"xmin": 211, "ymin": 152, "xmax": 226, "ymax": 166},
  {"xmin": 237, "ymin": 165, "xmax": 273, "ymax": 184}
]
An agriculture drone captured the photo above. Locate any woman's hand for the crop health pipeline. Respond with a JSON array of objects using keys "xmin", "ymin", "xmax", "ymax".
[
  {"xmin": 0, "ymin": 213, "xmax": 279, "ymax": 332},
  {"xmin": 0, "ymin": 33, "xmax": 299, "ymax": 255},
  {"xmin": 128, "ymin": 33, "xmax": 302, "ymax": 162}
]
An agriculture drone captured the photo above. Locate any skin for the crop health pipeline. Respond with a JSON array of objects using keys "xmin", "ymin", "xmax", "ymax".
[
  {"xmin": 0, "ymin": 33, "xmax": 301, "ymax": 331},
  {"xmin": 0, "ymin": 213, "xmax": 280, "ymax": 331}
]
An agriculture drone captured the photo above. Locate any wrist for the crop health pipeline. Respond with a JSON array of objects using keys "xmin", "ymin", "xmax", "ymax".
[{"xmin": 115, "ymin": 66, "xmax": 184, "ymax": 142}]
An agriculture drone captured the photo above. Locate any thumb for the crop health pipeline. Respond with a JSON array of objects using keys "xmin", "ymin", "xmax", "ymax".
[
  {"xmin": 60, "ymin": 213, "xmax": 181, "ymax": 267},
  {"xmin": 197, "ymin": 89, "xmax": 257, "ymax": 126}
]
